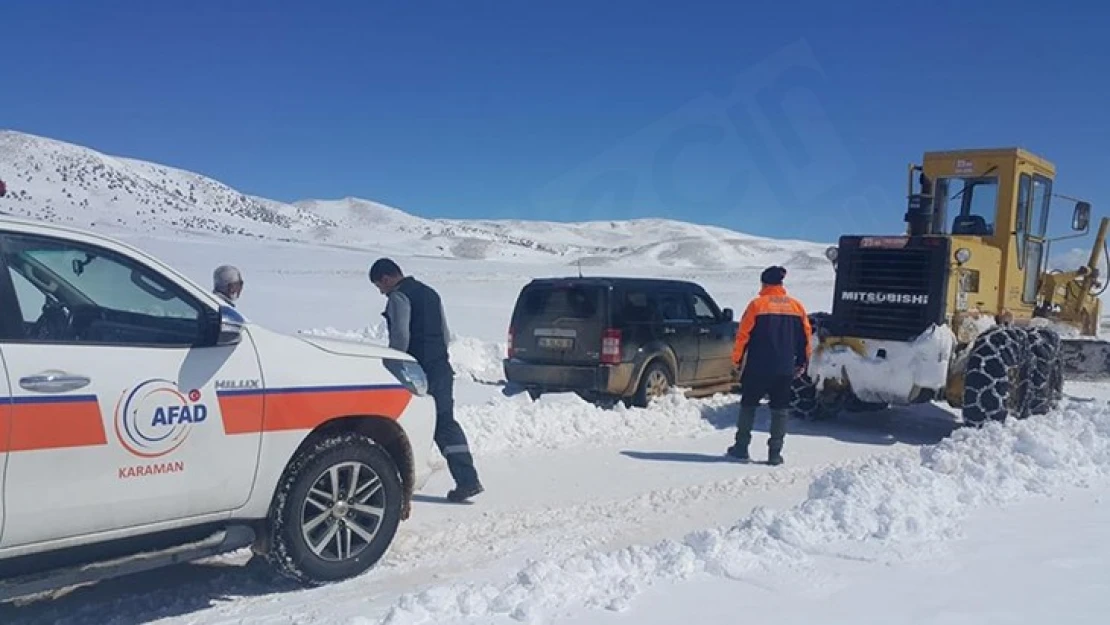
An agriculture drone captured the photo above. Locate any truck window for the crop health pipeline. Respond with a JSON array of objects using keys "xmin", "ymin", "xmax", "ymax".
[
  {"xmin": 1016, "ymin": 173, "xmax": 1031, "ymax": 267},
  {"xmin": 691, "ymin": 292, "xmax": 719, "ymax": 322},
  {"xmin": 620, "ymin": 289, "xmax": 653, "ymax": 324},
  {"xmin": 1030, "ymin": 174, "xmax": 1052, "ymax": 238},
  {"xmin": 3, "ymin": 233, "xmax": 206, "ymax": 346},
  {"xmin": 938, "ymin": 176, "xmax": 999, "ymax": 236},
  {"xmin": 516, "ymin": 284, "xmax": 603, "ymax": 321},
  {"xmin": 7, "ymin": 268, "xmax": 46, "ymax": 324},
  {"xmin": 656, "ymin": 290, "xmax": 693, "ymax": 322}
]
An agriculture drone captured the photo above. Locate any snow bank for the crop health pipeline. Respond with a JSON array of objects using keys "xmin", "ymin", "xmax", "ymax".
[
  {"xmin": 299, "ymin": 326, "xmax": 743, "ymax": 455},
  {"xmin": 377, "ymin": 399, "xmax": 1110, "ymax": 624},
  {"xmin": 298, "ymin": 326, "xmax": 506, "ymax": 384},
  {"xmin": 457, "ymin": 390, "xmax": 738, "ymax": 455},
  {"xmin": 448, "ymin": 335, "xmax": 507, "ymax": 384}
]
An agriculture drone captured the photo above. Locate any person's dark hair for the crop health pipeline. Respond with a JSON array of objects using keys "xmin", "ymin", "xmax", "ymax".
[{"xmin": 369, "ymin": 258, "xmax": 403, "ymax": 282}]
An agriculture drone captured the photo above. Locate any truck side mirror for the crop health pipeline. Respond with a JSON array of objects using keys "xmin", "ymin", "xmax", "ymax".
[
  {"xmin": 216, "ymin": 305, "xmax": 244, "ymax": 346},
  {"xmin": 1073, "ymin": 201, "xmax": 1091, "ymax": 231},
  {"xmin": 722, "ymin": 308, "xmax": 734, "ymax": 322}
]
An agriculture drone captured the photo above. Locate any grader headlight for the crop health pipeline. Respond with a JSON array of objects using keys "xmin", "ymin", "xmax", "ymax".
[
  {"xmin": 955, "ymin": 247, "xmax": 972, "ymax": 264},
  {"xmin": 825, "ymin": 246, "xmax": 839, "ymax": 263}
]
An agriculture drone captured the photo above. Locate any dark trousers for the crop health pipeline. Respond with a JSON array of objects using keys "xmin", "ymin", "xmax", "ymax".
[
  {"xmin": 735, "ymin": 373, "xmax": 791, "ymax": 453},
  {"xmin": 425, "ymin": 362, "xmax": 480, "ymax": 488}
]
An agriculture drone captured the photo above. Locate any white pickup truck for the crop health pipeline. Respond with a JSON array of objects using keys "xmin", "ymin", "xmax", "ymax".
[{"xmin": 0, "ymin": 215, "xmax": 437, "ymax": 601}]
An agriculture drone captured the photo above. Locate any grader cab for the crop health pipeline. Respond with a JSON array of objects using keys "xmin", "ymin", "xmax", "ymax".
[{"xmin": 795, "ymin": 146, "xmax": 1107, "ymax": 425}]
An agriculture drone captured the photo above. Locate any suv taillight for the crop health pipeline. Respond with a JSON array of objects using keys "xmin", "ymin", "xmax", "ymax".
[
  {"xmin": 507, "ymin": 327, "xmax": 515, "ymax": 358},
  {"xmin": 601, "ymin": 328, "xmax": 621, "ymax": 364}
]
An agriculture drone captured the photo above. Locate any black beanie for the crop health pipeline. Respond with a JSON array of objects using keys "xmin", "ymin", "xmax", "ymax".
[{"xmin": 760, "ymin": 265, "xmax": 786, "ymax": 285}]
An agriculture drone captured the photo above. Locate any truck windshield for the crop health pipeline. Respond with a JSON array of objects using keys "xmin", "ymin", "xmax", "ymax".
[{"xmin": 935, "ymin": 176, "xmax": 999, "ymax": 236}]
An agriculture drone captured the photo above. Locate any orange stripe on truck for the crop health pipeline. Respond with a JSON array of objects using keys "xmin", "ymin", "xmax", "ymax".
[
  {"xmin": 217, "ymin": 392, "xmax": 266, "ymax": 435},
  {"xmin": 0, "ymin": 395, "xmax": 107, "ymax": 452},
  {"xmin": 217, "ymin": 384, "xmax": 412, "ymax": 434},
  {"xmin": 0, "ymin": 384, "xmax": 412, "ymax": 452}
]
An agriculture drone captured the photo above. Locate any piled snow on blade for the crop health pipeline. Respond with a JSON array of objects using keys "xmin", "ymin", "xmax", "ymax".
[
  {"xmin": 376, "ymin": 399, "xmax": 1110, "ymax": 624},
  {"xmin": 1028, "ymin": 316, "xmax": 1086, "ymax": 339},
  {"xmin": 457, "ymin": 390, "xmax": 738, "ymax": 455},
  {"xmin": 810, "ymin": 323, "xmax": 955, "ymax": 405},
  {"xmin": 299, "ymin": 326, "xmax": 506, "ymax": 384}
]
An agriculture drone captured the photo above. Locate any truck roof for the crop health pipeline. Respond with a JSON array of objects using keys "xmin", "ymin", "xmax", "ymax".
[
  {"xmin": 921, "ymin": 146, "xmax": 1056, "ymax": 174},
  {"xmin": 524, "ymin": 276, "xmax": 701, "ymax": 290},
  {"xmin": 0, "ymin": 213, "xmax": 100, "ymax": 237}
]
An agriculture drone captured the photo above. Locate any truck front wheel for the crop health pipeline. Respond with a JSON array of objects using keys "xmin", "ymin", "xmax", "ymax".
[
  {"xmin": 265, "ymin": 432, "xmax": 403, "ymax": 585},
  {"xmin": 1025, "ymin": 326, "xmax": 1064, "ymax": 415},
  {"xmin": 961, "ymin": 326, "xmax": 1031, "ymax": 426},
  {"xmin": 790, "ymin": 373, "xmax": 843, "ymax": 421}
]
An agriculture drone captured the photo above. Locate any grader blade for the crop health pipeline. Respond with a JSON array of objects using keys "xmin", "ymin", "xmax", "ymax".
[{"xmin": 1060, "ymin": 338, "xmax": 1110, "ymax": 380}]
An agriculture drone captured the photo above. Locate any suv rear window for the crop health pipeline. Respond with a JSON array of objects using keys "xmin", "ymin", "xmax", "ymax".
[{"xmin": 516, "ymin": 284, "xmax": 604, "ymax": 321}]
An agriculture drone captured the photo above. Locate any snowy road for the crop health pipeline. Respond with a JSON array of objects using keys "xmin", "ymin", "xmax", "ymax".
[{"xmin": 3, "ymin": 386, "xmax": 963, "ymax": 625}]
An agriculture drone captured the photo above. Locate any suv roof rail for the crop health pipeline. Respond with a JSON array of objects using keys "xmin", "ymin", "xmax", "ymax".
[{"xmin": 528, "ymin": 275, "xmax": 695, "ymax": 286}]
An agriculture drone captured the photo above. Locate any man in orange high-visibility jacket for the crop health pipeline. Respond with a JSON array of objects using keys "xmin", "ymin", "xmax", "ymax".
[{"xmin": 727, "ymin": 266, "xmax": 811, "ymax": 465}]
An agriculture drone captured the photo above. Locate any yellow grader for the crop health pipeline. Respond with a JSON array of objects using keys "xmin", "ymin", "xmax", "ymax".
[{"xmin": 794, "ymin": 147, "xmax": 1107, "ymax": 425}]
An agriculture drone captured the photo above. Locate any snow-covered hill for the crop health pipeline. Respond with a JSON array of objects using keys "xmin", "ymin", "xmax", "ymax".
[{"xmin": 0, "ymin": 130, "xmax": 829, "ymax": 270}]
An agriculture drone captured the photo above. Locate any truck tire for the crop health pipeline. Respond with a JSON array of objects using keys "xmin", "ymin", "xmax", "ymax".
[
  {"xmin": 632, "ymin": 359, "xmax": 673, "ymax": 408},
  {"xmin": 789, "ymin": 311, "xmax": 842, "ymax": 420},
  {"xmin": 1025, "ymin": 326, "xmax": 1064, "ymax": 415},
  {"xmin": 961, "ymin": 326, "xmax": 1031, "ymax": 426},
  {"xmin": 265, "ymin": 432, "xmax": 403, "ymax": 585},
  {"xmin": 789, "ymin": 372, "xmax": 843, "ymax": 421}
]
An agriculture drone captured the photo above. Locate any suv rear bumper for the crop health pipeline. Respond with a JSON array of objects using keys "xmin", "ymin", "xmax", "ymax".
[{"xmin": 503, "ymin": 359, "xmax": 636, "ymax": 396}]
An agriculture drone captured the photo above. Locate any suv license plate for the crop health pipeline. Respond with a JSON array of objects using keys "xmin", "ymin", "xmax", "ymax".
[{"xmin": 538, "ymin": 337, "xmax": 574, "ymax": 350}]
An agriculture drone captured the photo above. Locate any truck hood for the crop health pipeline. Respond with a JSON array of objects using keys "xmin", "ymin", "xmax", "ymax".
[{"xmin": 297, "ymin": 334, "xmax": 412, "ymax": 361}]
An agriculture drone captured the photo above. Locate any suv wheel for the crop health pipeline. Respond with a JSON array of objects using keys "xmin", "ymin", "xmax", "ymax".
[
  {"xmin": 632, "ymin": 360, "xmax": 673, "ymax": 408},
  {"xmin": 265, "ymin": 432, "xmax": 403, "ymax": 585}
]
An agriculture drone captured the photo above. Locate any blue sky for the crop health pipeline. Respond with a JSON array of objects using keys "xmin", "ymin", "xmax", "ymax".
[{"xmin": 2, "ymin": 0, "xmax": 1109, "ymax": 246}]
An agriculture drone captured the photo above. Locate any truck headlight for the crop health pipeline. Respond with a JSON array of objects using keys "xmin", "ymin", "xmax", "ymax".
[
  {"xmin": 955, "ymin": 248, "xmax": 971, "ymax": 264},
  {"xmin": 384, "ymin": 358, "xmax": 428, "ymax": 396}
]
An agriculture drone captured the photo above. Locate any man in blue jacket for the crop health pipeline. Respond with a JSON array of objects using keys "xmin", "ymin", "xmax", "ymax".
[
  {"xmin": 728, "ymin": 266, "xmax": 812, "ymax": 465},
  {"xmin": 370, "ymin": 258, "xmax": 483, "ymax": 503}
]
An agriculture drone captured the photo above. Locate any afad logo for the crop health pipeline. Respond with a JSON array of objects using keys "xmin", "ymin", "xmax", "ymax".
[{"xmin": 113, "ymin": 378, "xmax": 208, "ymax": 459}]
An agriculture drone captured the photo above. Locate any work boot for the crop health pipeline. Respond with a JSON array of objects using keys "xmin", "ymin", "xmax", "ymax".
[
  {"xmin": 734, "ymin": 405, "xmax": 757, "ymax": 446},
  {"xmin": 725, "ymin": 444, "xmax": 749, "ymax": 461},
  {"xmin": 767, "ymin": 407, "xmax": 788, "ymax": 466},
  {"xmin": 447, "ymin": 482, "xmax": 484, "ymax": 503}
]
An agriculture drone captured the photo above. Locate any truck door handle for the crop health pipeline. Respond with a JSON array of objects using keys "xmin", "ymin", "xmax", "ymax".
[
  {"xmin": 697, "ymin": 327, "xmax": 710, "ymax": 335},
  {"xmin": 19, "ymin": 371, "xmax": 91, "ymax": 393},
  {"xmin": 663, "ymin": 327, "xmax": 676, "ymax": 334}
]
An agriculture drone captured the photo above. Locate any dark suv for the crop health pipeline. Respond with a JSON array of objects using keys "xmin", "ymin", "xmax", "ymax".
[{"xmin": 503, "ymin": 276, "xmax": 739, "ymax": 407}]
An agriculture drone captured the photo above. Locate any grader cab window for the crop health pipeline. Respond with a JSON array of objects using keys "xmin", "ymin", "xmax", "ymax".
[{"xmin": 936, "ymin": 176, "xmax": 999, "ymax": 236}]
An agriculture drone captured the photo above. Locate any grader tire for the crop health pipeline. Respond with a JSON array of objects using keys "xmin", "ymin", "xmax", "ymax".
[
  {"xmin": 789, "ymin": 373, "xmax": 843, "ymax": 421},
  {"xmin": 961, "ymin": 326, "xmax": 1032, "ymax": 426},
  {"xmin": 1025, "ymin": 326, "xmax": 1064, "ymax": 416},
  {"xmin": 789, "ymin": 311, "xmax": 841, "ymax": 421}
]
